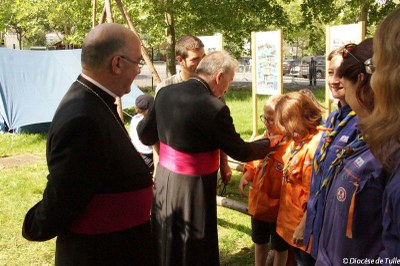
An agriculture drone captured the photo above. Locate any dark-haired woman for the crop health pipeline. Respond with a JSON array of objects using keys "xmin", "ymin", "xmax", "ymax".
[
  {"xmin": 315, "ymin": 38, "xmax": 388, "ymax": 265},
  {"xmin": 304, "ymin": 48, "xmax": 359, "ymax": 261}
]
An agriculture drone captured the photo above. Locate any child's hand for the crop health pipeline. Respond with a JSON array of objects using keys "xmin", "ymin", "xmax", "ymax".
[
  {"xmin": 293, "ymin": 213, "xmax": 307, "ymax": 246},
  {"xmin": 239, "ymin": 176, "xmax": 249, "ymax": 196}
]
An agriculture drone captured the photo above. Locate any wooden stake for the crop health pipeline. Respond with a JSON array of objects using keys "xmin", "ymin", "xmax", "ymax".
[
  {"xmin": 92, "ymin": 0, "xmax": 97, "ymax": 28},
  {"xmin": 101, "ymin": 0, "xmax": 124, "ymax": 121},
  {"xmin": 114, "ymin": 0, "xmax": 161, "ymax": 85},
  {"xmin": 99, "ymin": 6, "xmax": 106, "ymax": 24},
  {"xmin": 105, "ymin": 0, "xmax": 113, "ymax": 23}
]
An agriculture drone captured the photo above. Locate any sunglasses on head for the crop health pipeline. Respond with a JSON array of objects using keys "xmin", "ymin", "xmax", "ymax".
[{"xmin": 342, "ymin": 43, "xmax": 375, "ymax": 74}]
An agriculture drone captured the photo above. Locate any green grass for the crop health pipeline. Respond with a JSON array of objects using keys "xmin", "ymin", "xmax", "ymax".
[
  {"xmin": 224, "ymin": 90, "xmax": 269, "ymax": 140},
  {"xmin": 0, "ymin": 163, "xmax": 55, "ymax": 265},
  {"xmin": 0, "ymin": 87, "xmax": 325, "ymax": 265},
  {"xmin": 0, "ymin": 133, "xmax": 46, "ymax": 157}
]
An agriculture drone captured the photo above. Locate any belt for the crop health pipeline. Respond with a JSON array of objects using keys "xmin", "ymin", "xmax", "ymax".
[
  {"xmin": 159, "ymin": 142, "xmax": 219, "ymax": 175},
  {"xmin": 69, "ymin": 186, "xmax": 152, "ymax": 235}
]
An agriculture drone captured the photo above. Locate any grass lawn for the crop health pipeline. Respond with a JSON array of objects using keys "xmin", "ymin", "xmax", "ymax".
[{"xmin": 0, "ymin": 86, "xmax": 325, "ymax": 265}]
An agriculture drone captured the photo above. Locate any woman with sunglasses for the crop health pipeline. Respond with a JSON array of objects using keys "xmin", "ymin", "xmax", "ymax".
[
  {"xmin": 361, "ymin": 8, "xmax": 400, "ymax": 259},
  {"xmin": 303, "ymin": 47, "xmax": 359, "ymax": 261},
  {"xmin": 315, "ymin": 38, "xmax": 388, "ymax": 265}
]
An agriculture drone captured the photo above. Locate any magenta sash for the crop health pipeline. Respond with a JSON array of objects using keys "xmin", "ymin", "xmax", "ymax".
[
  {"xmin": 159, "ymin": 142, "xmax": 220, "ymax": 175},
  {"xmin": 69, "ymin": 187, "xmax": 152, "ymax": 235}
]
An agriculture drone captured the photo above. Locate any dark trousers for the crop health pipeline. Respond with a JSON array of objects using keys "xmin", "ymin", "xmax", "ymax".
[
  {"xmin": 309, "ymin": 72, "xmax": 316, "ymax": 86},
  {"xmin": 295, "ymin": 248, "xmax": 315, "ymax": 266}
]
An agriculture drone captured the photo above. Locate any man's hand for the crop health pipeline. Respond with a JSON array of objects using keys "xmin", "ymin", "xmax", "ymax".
[
  {"xmin": 219, "ymin": 151, "xmax": 232, "ymax": 184},
  {"xmin": 220, "ymin": 163, "xmax": 232, "ymax": 184}
]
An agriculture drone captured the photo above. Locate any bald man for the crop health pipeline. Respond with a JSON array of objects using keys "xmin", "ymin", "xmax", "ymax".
[{"xmin": 22, "ymin": 23, "xmax": 154, "ymax": 265}]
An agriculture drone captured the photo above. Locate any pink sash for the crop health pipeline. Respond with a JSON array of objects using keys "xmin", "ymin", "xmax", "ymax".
[
  {"xmin": 159, "ymin": 142, "xmax": 220, "ymax": 175},
  {"xmin": 69, "ymin": 187, "xmax": 152, "ymax": 235}
]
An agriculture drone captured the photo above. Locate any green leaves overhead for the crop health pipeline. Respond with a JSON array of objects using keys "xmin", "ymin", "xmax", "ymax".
[{"xmin": 0, "ymin": 0, "xmax": 398, "ymax": 54}]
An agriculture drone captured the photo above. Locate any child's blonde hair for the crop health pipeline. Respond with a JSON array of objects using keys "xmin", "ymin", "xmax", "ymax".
[{"xmin": 264, "ymin": 94, "xmax": 284, "ymax": 116}]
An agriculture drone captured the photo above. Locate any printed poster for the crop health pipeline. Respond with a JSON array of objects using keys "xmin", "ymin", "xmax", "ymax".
[
  {"xmin": 253, "ymin": 31, "xmax": 282, "ymax": 95},
  {"xmin": 326, "ymin": 22, "xmax": 364, "ymax": 106},
  {"xmin": 198, "ymin": 35, "xmax": 223, "ymax": 54},
  {"xmin": 329, "ymin": 23, "xmax": 364, "ymax": 52}
]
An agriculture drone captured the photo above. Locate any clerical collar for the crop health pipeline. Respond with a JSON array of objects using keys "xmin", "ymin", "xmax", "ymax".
[
  {"xmin": 80, "ymin": 73, "xmax": 117, "ymax": 99},
  {"xmin": 191, "ymin": 76, "xmax": 212, "ymax": 94}
]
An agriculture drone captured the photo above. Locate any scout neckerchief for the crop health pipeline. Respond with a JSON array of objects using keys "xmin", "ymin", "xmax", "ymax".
[
  {"xmin": 257, "ymin": 136, "xmax": 287, "ymax": 188},
  {"xmin": 282, "ymin": 132, "xmax": 316, "ymax": 184},
  {"xmin": 313, "ymin": 110, "xmax": 356, "ymax": 173},
  {"xmin": 316, "ymin": 135, "xmax": 365, "ymax": 238}
]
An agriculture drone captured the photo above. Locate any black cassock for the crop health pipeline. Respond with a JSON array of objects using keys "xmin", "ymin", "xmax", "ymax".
[
  {"xmin": 138, "ymin": 77, "xmax": 270, "ymax": 266},
  {"xmin": 22, "ymin": 75, "xmax": 154, "ymax": 266}
]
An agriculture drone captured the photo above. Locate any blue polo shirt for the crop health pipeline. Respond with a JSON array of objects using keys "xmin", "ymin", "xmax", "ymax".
[
  {"xmin": 304, "ymin": 104, "xmax": 358, "ymax": 258},
  {"xmin": 316, "ymin": 142, "xmax": 387, "ymax": 265}
]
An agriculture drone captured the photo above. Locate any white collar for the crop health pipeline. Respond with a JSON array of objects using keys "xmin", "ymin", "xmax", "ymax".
[{"xmin": 81, "ymin": 73, "xmax": 117, "ymax": 99}]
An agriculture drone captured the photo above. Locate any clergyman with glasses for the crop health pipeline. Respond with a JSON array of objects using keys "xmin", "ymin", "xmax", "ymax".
[{"xmin": 22, "ymin": 23, "xmax": 154, "ymax": 265}]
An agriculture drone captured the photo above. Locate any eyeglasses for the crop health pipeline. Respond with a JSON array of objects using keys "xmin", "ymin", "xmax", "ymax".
[
  {"xmin": 260, "ymin": 115, "xmax": 274, "ymax": 125},
  {"xmin": 343, "ymin": 44, "xmax": 375, "ymax": 74},
  {"xmin": 120, "ymin": 55, "xmax": 145, "ymax": 69}
]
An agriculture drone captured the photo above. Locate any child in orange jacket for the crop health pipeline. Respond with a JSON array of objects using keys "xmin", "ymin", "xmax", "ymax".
[
  {"xmin": 274, "ymin": 91, "xmax": 324, "ymax": 266},
  {"xmin": 239, "ymin": 95, "xmax": 290, "ymax": 266}
]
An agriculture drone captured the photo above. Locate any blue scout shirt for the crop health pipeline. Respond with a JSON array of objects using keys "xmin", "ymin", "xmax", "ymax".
[
  {"xmin": 304, "ymin": 104, "xmax": 358, "ymax": 258},
  {"xmin": 316, "ymin": 141, "xmax": 387, "ymax": 266},
  {"xmin": 380, "ymin": 150, "xmax": 400, "ymax": 264}
]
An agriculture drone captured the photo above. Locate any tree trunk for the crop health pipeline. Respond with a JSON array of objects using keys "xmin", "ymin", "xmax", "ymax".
[
  {"xmin": 17, "ymin": 31, "xmax": 23, "ymax": 50},
  {"xmin": 18, "ymin": 35, "xmax": 22, "ymax": 50},
  {"xmin": 358, "ymin": 1, "xmax": 370, "ymax": 26},
  {"xmin": 164, "ymin": 0, "xmax": 176, "ymax": 77}
]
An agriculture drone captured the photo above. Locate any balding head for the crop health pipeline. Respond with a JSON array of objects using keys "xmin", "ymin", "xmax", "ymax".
[
  {"xmin": 80, "ymin": 23, "xmax": 142, "ymax": 97},
  {"xmin": 81, "ymin": 23, "xmax": 140, "ymax": 73},
  {"xmin": 195, "ymin": 51, "xmax": 238, "ymax": 98}
]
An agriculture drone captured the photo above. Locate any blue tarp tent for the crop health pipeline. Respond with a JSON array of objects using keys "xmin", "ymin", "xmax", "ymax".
[{"xmin": 0, "ymin": 48, "xmax": 143, "ymax": 133}]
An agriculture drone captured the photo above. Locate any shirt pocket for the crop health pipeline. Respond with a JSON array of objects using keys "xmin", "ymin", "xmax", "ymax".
[{"xmin": 265, "ymin": 161, "xmax": 284, "ymax": 199}]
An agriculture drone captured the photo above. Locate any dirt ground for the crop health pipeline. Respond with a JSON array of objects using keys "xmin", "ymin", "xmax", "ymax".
[{"xmin": 0, "ymin": 154, "xmax": 44, "ymax": 169}]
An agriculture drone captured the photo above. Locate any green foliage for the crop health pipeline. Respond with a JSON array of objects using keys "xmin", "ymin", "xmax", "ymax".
[
  {"xmin": 0, "ymin": 0, "xmax": 49, "ymax": 49},
  {"xmin": 24, "ymin": 29, "xmax": 47, "ymax": 47},
  {"xmin": 1, "ymin": 0, "xmax": 398, "ymax": 55},
  {"xmin": 46, "ymin": 0, "xmax": 93, "ymax": 46}
]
